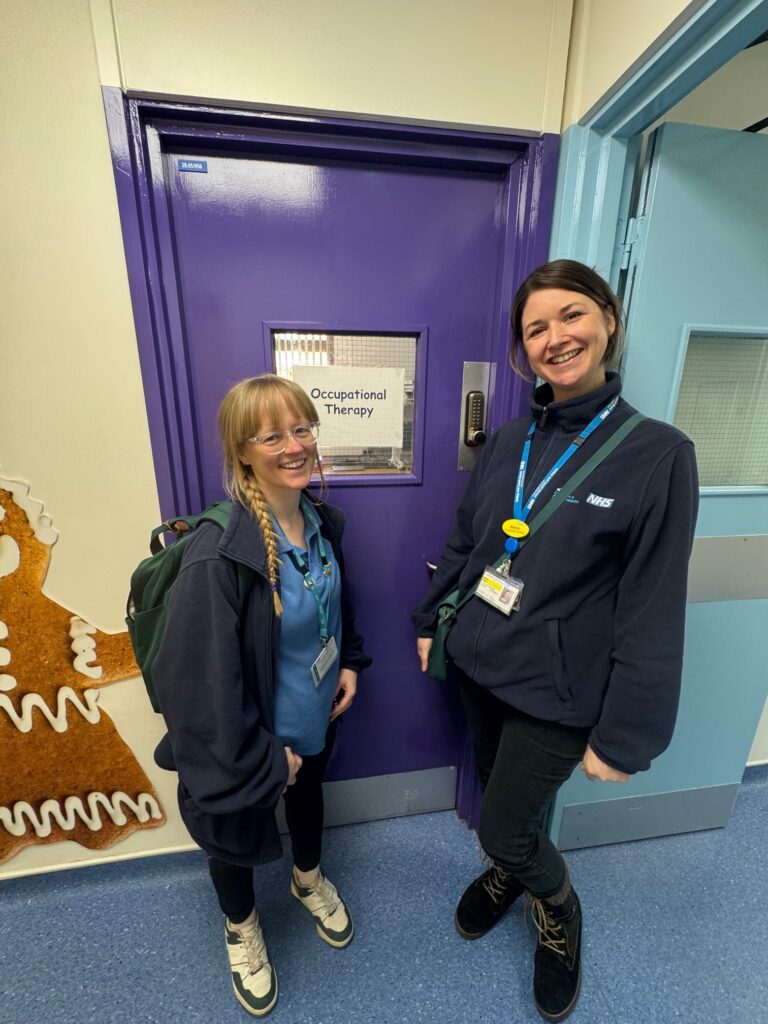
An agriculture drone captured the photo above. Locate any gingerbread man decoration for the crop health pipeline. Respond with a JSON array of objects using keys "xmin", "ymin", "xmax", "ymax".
[{"xmin": 0, "ymin": 474, "xmax": 165, "ymax": 864}]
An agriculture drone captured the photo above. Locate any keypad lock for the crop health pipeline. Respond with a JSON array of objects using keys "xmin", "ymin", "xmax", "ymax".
[{"xmin": 464, "ymin": 390, "xmax": 487, "ymax": 446}]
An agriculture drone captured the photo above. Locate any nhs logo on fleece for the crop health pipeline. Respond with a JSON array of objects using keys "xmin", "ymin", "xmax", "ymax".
[{"xmin": 586, "ymin": 493, "xmax": 615, "ymax": 509}]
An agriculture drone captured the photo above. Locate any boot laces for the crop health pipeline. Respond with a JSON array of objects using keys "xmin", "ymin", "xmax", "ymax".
[
  {"xmin": 529, "ymin": 896, "xmax": 567, "ymax": 956},
  {"xmin": 482, "ymin": 864, "xmax": 513, "ymax": 905}
]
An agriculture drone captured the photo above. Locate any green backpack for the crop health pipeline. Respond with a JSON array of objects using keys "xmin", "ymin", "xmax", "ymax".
[{"xmin": 126, "ymin": 501, "xmax": 254, "ymax": 712}]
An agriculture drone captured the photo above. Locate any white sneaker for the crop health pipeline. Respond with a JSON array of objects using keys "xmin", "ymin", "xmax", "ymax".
[
  {"xmin": 224, "ymin": 911, "xmax": 278, "ymax": 1017},
  {"xmin": 290, "ymin": 870, "xmax": 354, "ymax": 948}
]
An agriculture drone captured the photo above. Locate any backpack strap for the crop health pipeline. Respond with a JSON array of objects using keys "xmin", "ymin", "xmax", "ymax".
[
  {"xmin": 149, "ymin": 501, "xmax": 256, "ymax": 601},
  {"xmin": 149, "ymin": 501, "xmax": 233, "ymax": 555}
]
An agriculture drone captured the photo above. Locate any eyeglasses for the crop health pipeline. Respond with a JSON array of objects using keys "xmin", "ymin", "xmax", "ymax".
[{"xmin": 245, "ymin": 422, "xmax": 320, "ymax": 453}]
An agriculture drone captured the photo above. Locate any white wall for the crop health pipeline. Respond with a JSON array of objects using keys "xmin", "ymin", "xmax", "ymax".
[
  {"xmin": 562, "ymin": 0, "xmax": 694, "ymax": 126},
  {"xmin": 3, "ymin": 0, "xmax": 160, "ymax": 630},
  {"xmin": 655, "ymin": 41, "xmax": 768, "ymax": 131},
  {"xmin": 0, "ymin": 0, "xmax": 186, "ymax": 881},
  {"xmin": 749, "ymin": 702, "xmax": 768, "ymax": 764},
  {"xmin": 105, "ymin": 0, "xmax": 573, "ymax": 133}
]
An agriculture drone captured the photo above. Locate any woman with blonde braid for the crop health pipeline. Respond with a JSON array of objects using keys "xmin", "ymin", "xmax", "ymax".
[{"xmin": 152, "ymin": 375, "xmax": 371, "ymax": 1018}]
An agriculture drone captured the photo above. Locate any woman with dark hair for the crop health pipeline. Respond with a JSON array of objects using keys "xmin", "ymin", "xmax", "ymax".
[
  {"xmin": 412, "ymin": 260, "xmax": 698, "ymax": 1021},
  {"xmin": 152, "ymin": 375, "xmax": 371, "ymax": 1018}
]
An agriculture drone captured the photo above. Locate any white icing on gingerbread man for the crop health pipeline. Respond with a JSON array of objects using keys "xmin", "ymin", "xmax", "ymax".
[{"xmin": 0, "ymin": 473, "xmax": 165, "ymax": 863}]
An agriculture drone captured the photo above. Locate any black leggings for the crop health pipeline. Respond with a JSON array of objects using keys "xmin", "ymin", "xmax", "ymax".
[
  {"xmin": 457, "ymin": 669, "xmax": 590, "ymax": 899},
  {"xmin": 209, "ymin": 720, "xmax": 337, "ymax": 922}
]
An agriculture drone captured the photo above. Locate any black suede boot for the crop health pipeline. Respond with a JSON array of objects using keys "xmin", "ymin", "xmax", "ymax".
[
  {"xmin": 529, "ymin": 880, "xmax": 582, "ymax": 1022},
  {"xmin": 455, "ymin": 862, "xmax": 525, "ymax": 939}
]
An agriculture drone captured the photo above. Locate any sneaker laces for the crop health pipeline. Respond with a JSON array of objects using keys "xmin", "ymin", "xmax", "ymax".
[
  {"xmin": 235, "ymin": 918, "xmax": 269, "ymax": 976},
  {"xmin": 298, "ymin": 872, "xmax": 341, "ymax": 920},
  {"xmin": 482, "ymin": 864, "xmax": 513, "ymax": 905},
  {"xmin": 528, "ymin": 896, "xmax": 567, "ymax": 956}
]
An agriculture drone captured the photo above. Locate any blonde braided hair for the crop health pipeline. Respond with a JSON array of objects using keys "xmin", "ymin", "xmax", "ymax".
[
  {"xmin": 218, "ymin": 374, "xmax": 326, "ymax": 616},
  {"xmin": 242, "ymin": 475, "xmax": 284, "ymax": 615}
]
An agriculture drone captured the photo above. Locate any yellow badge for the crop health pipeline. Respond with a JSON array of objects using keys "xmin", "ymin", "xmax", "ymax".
[{"xmin": 501, "ymin": 518, "xmax": 530, "ymax": 539}]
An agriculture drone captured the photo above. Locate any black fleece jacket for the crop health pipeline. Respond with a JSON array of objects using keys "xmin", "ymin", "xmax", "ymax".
[
  {"xmin": 412, "ymin": 374, "xmax": 698, "ymax": 775},
  {"xmin": 153, "ymin": 497, "xmax": 371, "ymax": 865}
]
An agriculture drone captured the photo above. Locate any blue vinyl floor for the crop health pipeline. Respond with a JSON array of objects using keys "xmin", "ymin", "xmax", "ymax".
[{"xmin": 2, "ymin": 766, "xmax": 767, "ymax": 1024}]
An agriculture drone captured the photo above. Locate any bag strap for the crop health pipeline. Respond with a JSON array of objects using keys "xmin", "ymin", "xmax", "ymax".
[
  {"xmin": 149, "ymin": 501, "xmax": 232, "ymax": 555},
  {"xmin": 445, "ymin": 412, "xmax": 645, "ymax": 614},
  {"xmin": 147, "ymin": 500, "xmax": 255, "ymax": 604},
  {"xmin": 525, "ymin": 411, "xmax": 645, "ymax": 539}
]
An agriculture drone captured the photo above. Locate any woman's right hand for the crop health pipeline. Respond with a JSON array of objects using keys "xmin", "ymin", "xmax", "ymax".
[
  {"xmin": 417, "ymin": 637, "xmax": 433, "ymax": 673},
  {"xmin": 284, "ymin": 746, "xmax": 303, "ymax": 790},
  {"xmin": 581, "ymin": 744, "xmax": 630, "ymax": 783}
]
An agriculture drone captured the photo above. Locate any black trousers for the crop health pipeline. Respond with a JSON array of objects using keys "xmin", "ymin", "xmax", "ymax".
[
  {"xmin": 208, "ymin": 720, "xmax": 337, "ymax": 922},
  {"xmin": 457, "ymin": 669, "xmax": 590, "ymax": 899}
]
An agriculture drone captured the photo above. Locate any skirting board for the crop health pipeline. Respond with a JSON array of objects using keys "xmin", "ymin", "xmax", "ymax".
[
  {"xmin": 276, "ymin": 766, "xmax": 457, "ymax": 833},
  {"xmin": 556, "ymin": 783, "xmax": 740, "ymax": 851}
]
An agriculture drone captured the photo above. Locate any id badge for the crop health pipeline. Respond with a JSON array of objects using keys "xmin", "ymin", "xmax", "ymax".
[
  {"xmin": 310, "ymin": 636, "xmax": 339, "ymax": 687},
  {"xmin": 474, "ymin": 567, "xmax": 524, "ymax": 616}
]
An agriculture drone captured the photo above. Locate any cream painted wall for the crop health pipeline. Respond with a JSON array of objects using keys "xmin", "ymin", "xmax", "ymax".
[
  {"xmin": 562, "ymin": 0, "xmax": 694, "ymax": 126},
  {"xmin": 0, "ymin": 0, "xmax": 192, "ymax": 879},
  {"xmin": 655, "ymin": 41, "xmax": 768, "ymax": 130},
  {"xmin": 749, "ymin": 701, "xmax": 768, "ymax": 764},
  {"xmin": 104, "ymin": 0, "xmax": 573, "ymax": 134},
  {"xmin": 3, "ymin": 0, "xmax": 160, "ymax": 629}
]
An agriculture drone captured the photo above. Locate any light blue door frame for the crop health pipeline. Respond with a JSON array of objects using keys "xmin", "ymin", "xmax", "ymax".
[
  {"xmin": 550, "ymin": 0, "xmax": 768, "ymax": 282},
  {"xmin": 547, "ymin": 0, "xmax": 768, "ymax": 849}
]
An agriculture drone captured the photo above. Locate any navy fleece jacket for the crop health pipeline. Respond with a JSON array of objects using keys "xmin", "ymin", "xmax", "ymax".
[
  {"xmin": 412, "ymin": 374, "xmax": 698, "ymax": 775},
  {"xmin": 152, "ymin": 497, "xmax": 371, "ymax": 864}
]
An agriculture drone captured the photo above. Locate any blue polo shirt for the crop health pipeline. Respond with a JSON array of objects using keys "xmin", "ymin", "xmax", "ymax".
[{"xmin": 272, "ymin": 509, "xmax": 342, "ymax": 756}]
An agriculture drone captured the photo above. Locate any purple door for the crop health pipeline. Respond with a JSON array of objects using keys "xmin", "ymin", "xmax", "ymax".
[{"xmin": 109, "ymin": 99, "xmax": 557, "ymax": 791}]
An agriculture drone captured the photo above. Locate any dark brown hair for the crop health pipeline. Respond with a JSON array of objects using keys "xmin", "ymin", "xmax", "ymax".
[{"xmin": 509, "ymin": 259, "xmax": 625, "ymax": 381}]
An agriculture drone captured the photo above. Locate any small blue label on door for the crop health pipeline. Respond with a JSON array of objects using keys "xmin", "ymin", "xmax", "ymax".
[{"xmin": 178, "ymin": 159, "xmax": 208, "ymax": 173}]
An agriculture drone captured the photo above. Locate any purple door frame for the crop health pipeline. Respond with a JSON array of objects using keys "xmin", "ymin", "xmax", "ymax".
[{"xmin": 102, "ymin": 88, "xmax": 558, "ymax": 828}]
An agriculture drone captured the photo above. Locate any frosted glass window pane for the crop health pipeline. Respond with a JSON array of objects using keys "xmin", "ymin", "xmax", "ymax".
[
  {"xmin": 273, "ymin": 331, "xmax": 416, "ymax": 475},
  {"xmin": 672, "ymin": 335, "xmax": 768, "ymax": 487}
]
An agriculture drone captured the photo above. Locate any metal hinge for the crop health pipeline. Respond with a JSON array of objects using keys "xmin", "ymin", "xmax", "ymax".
[{"xmin": 618, "ymin": 215, "xmax": 647, "ymax": 271}]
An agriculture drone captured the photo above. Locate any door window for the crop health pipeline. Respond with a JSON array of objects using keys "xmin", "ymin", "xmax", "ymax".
[
  {"xmin": 273, "ymin": 331, "xmax": 417, "ymax": 475},
  {"xmin": 673, "ymin": 332, "xmax": 768, "ymax": 487}
]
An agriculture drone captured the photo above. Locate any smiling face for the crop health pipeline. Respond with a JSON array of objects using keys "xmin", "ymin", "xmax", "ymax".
[
  {"xmin": 521, "ymin": 288, "xmax": 616, "ymax": 402},
  {"xmin": 238, "ymin": 396, "xmax": 318, "ymax": 507}
]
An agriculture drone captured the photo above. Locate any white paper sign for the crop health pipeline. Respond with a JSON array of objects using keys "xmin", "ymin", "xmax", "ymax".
[{"xmin": 293, "ymin": 366, "xmax": 404, "ymax": 447}]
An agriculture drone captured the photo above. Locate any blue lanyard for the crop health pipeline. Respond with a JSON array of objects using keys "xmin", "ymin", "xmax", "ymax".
[
  {"xmin": 513, "ymin": 396, "xmax": 619, "ymax": 523},
  {"xmin": 285, "ymin": 498, "xmax": 333, "ymax": 644}
]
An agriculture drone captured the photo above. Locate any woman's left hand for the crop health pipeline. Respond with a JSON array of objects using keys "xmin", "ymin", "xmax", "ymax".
[
  {"xmin": 330, "ymin": 668, "xmax": 358, "ymax": 721},
  {"xmin": 581, "ymin": 744, "xmax": 631, "ymax": 783}
]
